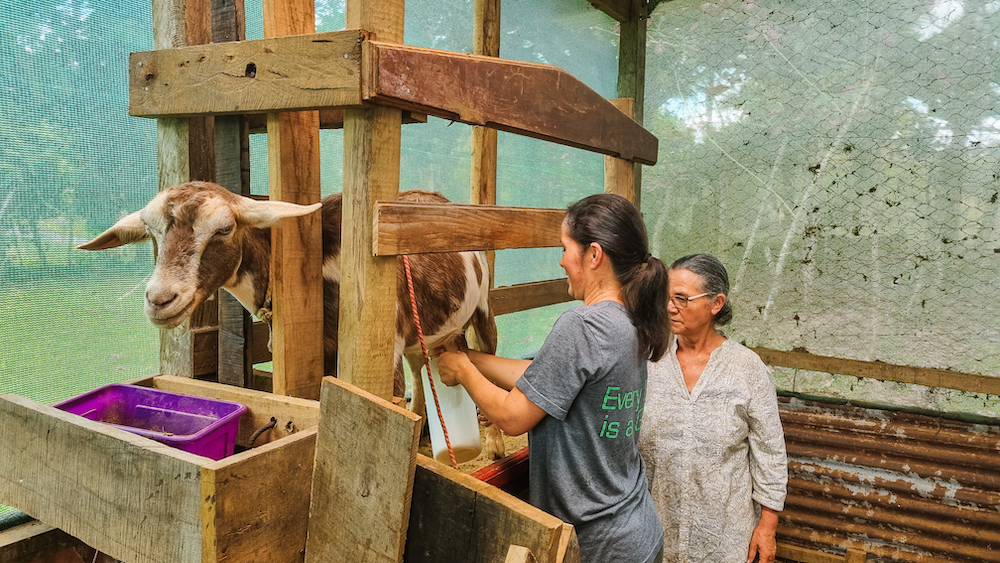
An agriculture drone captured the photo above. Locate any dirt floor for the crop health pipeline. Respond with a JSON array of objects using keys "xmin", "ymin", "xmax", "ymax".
[{"xmin": 417, "ymin": 424, "xmax": 527, "ymax": 473}]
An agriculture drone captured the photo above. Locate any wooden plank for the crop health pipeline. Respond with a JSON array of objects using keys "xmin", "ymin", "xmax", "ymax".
[
  {"xmin": 129, "ymin": 30, "xmax": 366, "ymax": 118},
  {"xmin": 754, "ymin": 347, "xmax": 1000, "ymax": 396},
  {"xmin": 373, "ymin": 202, "xmax": 564, "ymax": 256},
  {"xmin": 203, "ymin": 430, "xmax": 316, "ymax": 563},
  {"xmin": 604, "ymin": 98, "xmax": 636, "ymax": 202},
  {"xmin": 405, "ymin": 455, "xmax": 574, "ymax": 563},
  {"xmin": 0, "ymin": 395, "xmax": 205, "ymax": 563},
  {"xmin": 845, "ymin": 549, "xmax": 868, "ymax": 563},
  {"xmin": 490, "ymin": 280, "xmax": 574, "ymax": 316},
  {"xmin": 147, "ymin": 375, "xmax": 320, "ymax": 447},
  {"xmin": 616, "ymin": 0, "xmax": 646, "ymax": 208},
  {"xmin": 306, "ymin": 377, "xmax": 421, "ymax": 563},
  {"xmin": 362, "ymin": 41, "xmax": 658, "ymax": 165},
  {"xmin": 586, "ymin": 0, "xmax": 633, "ymax": 21},
  {"xmin": 471, "ymin": 0, "xmax": 501, "ymax": 288}
]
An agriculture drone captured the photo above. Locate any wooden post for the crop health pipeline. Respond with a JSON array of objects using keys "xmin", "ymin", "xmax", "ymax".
[
  {"xmin": 471, "ymin": 0, "xmax": 500, "ymax": 290},
  {"xmin": 211, "ymin": 0, "xmax": 255, "ymax": 388},
  {"xmin": 616, "ymin": 0, "xmax": 647, "ymax": 208},
  {"xmin": 337, "ymin": 0, "xmax": 406, "ymax": 400},
  {"xmin": 605, "ymin": 98, "xmax": 636, "ymax": 203},
  {"xmin": 153, "ymin": 0, "xmax": 219, "ymax": 379},
  {"xmin": 263, "ymin": 0, "xmax": 324, "ymax": 399}
]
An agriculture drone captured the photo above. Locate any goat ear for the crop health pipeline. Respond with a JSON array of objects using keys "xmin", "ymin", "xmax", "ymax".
[
  {"xmin": 77, "ymin": 211, "xmax": 148, "ymax": 250},
  {"xmin": 238, "ymin": 198, "xmax": 323, "ymax": 227}
]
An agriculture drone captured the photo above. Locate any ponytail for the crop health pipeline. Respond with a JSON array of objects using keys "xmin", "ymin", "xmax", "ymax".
[{"xmin": 565, "ymin": 194, "xmax": 670, "ymax": 361}]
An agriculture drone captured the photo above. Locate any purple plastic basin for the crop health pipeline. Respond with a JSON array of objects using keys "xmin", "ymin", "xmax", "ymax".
[{"xmin": 54, "ymin": 384, "xmax": 246, "ymax": 460}]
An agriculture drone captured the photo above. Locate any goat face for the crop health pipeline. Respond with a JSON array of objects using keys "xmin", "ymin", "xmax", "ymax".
[{"xmin": 79, "ymin": 181, "xmax": 319, "ymax": 328}]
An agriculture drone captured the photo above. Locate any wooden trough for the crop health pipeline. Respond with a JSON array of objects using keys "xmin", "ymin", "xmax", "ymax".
[{"xmin": 0, "ymin": 376, "xmax": 319, "ymax": 563}]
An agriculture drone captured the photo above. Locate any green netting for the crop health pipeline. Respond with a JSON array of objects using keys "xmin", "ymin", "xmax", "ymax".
[{"xmin": 644, "ymin": 0, "xmax": 1000, "ymax": 415}]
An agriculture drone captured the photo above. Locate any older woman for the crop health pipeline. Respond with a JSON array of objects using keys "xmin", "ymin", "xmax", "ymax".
[{"xmin": 638, "ymin": 254, "xmax": 787, "ymax": 563}]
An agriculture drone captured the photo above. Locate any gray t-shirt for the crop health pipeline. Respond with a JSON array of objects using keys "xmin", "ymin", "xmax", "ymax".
[{"xmin": 516, "ymin": 301, "xmax": 664, "ymax": 563}]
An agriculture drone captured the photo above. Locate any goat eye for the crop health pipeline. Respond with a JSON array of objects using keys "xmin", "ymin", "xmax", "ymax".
[{"xmin": 216, "ymin": 225, "xmax": 234, "ymax": 236}]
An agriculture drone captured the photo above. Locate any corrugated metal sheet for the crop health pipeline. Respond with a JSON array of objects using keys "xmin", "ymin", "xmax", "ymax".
[{"xmin": 778, "ymin": 396, "xmax": 1000, "ymax": 562}]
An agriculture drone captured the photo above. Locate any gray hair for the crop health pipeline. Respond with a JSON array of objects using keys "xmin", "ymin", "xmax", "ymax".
[{"xmin": 669, "ymin": 253, "xmax": 733, "ymax": 326}]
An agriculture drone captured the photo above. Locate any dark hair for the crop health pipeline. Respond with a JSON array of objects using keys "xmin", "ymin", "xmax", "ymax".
[
  {"xmin": 669, "ymin": 253, "xmax": 733, "ymax": 326},
  {"xmin": 565, "ymin": 193, "xmax": 669, "ymax": 361}
]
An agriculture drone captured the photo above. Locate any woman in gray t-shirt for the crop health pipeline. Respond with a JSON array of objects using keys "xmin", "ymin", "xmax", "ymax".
[{"xmin": 438, "ymin": 193, "xmax": 669, "ymax": 563}]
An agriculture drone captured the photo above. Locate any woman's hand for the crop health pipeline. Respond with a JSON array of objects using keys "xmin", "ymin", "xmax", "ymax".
[
  {"xmin": 746, "ymin": 507, "xmax": 779, "ymax": 563},
  {"xmin": 436, "ymin": 345, "xmax": 471, "ymax": 387}
]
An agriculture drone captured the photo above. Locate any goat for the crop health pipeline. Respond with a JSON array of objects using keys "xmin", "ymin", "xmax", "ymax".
[{"xmin": 79, "ymin": 181, "xmax": 505, "ymax": 460}]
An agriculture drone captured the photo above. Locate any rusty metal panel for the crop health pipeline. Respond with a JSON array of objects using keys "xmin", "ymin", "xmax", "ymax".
[{"xmin": 777, "ymin": 396, "xmax": 1000, "ymax": 563}]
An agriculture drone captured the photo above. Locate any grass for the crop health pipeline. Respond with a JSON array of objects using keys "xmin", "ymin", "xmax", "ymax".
[{"xmin": 0, "ymin": 272, "xmax": 159, "ymax": 404}]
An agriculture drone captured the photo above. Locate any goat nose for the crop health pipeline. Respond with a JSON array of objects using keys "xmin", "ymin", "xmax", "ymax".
[{"xmin": 146, "ymin": 288, "xmax": 178, "ymax": 308}]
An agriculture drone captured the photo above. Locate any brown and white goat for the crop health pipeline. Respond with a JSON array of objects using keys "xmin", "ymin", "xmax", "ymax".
[{"xmin": 79, "ymin": 181, "xmax": 504, "ymax": 459}]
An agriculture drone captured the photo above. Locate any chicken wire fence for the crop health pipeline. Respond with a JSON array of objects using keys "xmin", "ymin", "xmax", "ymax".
[{"xmin": 643, "ymin": 0, "xmax": 1000, "ymax": 414}]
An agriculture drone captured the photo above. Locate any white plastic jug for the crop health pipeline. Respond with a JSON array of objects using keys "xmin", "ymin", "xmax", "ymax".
[{"xmin": 421, "ymin": 356, "xmax": 482, "ymax": 465}]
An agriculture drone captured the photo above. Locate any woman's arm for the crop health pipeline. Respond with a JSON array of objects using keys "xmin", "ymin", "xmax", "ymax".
[
  {"xmin": 437, "ymin": 349, "xmax": 546, "ymax": 436},
  {"xmin": 464, "ymin": 349, "xmax": 531, "ymax": 391}
]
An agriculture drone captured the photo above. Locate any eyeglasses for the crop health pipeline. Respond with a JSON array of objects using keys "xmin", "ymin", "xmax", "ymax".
[{"xmin": 669, "ymin": 292, "xmax": 711, "ymax": 309}]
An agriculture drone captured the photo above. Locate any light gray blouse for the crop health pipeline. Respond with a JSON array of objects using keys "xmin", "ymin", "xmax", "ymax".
[{"xmin": 638, "ymin": 337, "xmax": 787, "ymax": 563}]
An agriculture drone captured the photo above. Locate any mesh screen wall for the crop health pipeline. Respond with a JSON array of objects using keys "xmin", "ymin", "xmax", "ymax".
[{"xmin": 644, "ymin": 0, "xmax": 1000, "ymax": 416}]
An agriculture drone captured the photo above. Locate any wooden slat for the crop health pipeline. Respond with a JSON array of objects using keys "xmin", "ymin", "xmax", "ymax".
[
  {"xmin": 472, "ymin": 0, "xmax": 501, "ymax": 288},
  {"xmin": 146, "ymin": 375, "xmax": 320, "ymax": 447},
  {"xmin": 0, "ymin": 395, "xmax": 205, "ymax": 563},
  {"xmin": 490, "ymin": 280, "xmax": 574, "ymax": 316},
  {"xmin": 604, "ymin": 98, "xmax": 636, "ymax": 202},
  {"xmin": 362, "ymin": 41, "xmax": 658, "ymax": 165},
  {"xmin": 586, "ymin": 0, "xmax": 633, "ymax": 21},
  {"xmin": 754, "ymin": 347, "xmax": 1000, "ymax": 396},
  {"xmin": 306, "ymin": 377, "xmax": 421, "ymax": 563},
  {"xmin": 129, "ymin": 30, "xmax": 366, "ymax": 118},
  {"xmin": 405, "ymin": 455, "xmax": 577, "ymax": 563},
  {"xmin": 373, "ymin": 202, "xmax": 564, "ymax": 255},
  {"xmin": 203, "ymin": 430, "xmax": 316, "ymax": 563}
]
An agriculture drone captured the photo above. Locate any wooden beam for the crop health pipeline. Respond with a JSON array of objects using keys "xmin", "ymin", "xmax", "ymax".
[
  {"xmin": 754, "ymin": 347, "xmax": 1000, "ymax": 396},
  {"xmin": 261, "ymin": 0, "xmax": 324, "ymax": 401},
  {"xmin": 362, "ymin": 41, "xmax": 658, "ymax": 165},
  {"xmin": 129, "ymin": 30, "xmax": 367, "ymax": 118},
  {"xmin": 306, "ymin": 377, "xmax": 421, "ymax": 563},
  {"xmin": 373, "ymin": 202, "xmax": 564, "ymax": 255},
  {"xmin": 605, "ymin": 98, "xmax": 636, "ymax": 202},
  {"xmin": 586, "ymin": 0, "xmax": 633, "ymax": 22},
  {"xmin": 490, "ymin": 280, "xmax": 575, "ymax": 316},
  {"xmin": 471, "ymin": 0, "xmax": 501, "ymax": 289},
  {"xmin": 616, "ymin": 0, "xmax": 647, "ymax": 208}
]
